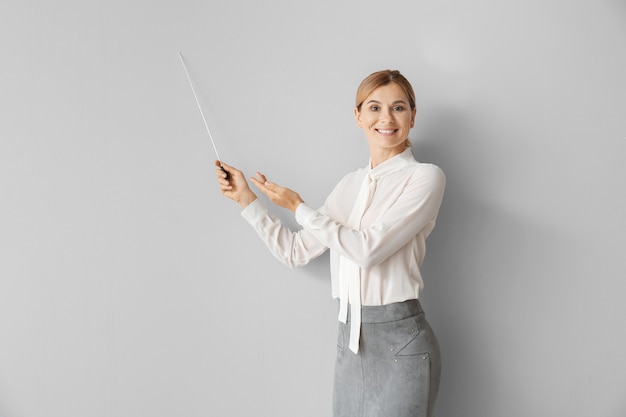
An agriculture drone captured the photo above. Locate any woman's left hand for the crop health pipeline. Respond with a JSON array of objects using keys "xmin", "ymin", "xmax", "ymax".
[{"xmin": 250, "ymin": 172, "xmax": 304, "ymax": 212}]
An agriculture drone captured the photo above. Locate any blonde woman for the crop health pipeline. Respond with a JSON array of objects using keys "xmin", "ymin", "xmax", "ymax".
[{"xmin": 215, "ymin": 70, "xmax": 445, "ymax": 417}]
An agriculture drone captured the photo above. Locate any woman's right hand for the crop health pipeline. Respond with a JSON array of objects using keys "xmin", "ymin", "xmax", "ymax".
[{"xmin": 215, "ymin": 160, "xmax": 257, "ymax": 209}]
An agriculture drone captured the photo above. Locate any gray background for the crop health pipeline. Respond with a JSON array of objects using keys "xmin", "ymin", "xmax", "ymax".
[{"xmin": 1, "ymin": 1, "xmax": 625, "ymax": 416}]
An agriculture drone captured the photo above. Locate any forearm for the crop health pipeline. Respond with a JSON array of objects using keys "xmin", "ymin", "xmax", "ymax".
[
  {"xmin": 237, "ymin": 190, "xmax": 258, "ymax": 209},
  {"xmin": 242, "ymin": 200, "xmax": 327, "ymax": 268},
  {"xmin": 294, "ymin": 173, "xmax": 444, "ymax": 268}
]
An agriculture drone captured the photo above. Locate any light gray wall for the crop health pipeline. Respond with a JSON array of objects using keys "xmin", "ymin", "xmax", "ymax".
[{"xmin": 1, "ymin": 1, "xmax": 625, "ymax": 416}]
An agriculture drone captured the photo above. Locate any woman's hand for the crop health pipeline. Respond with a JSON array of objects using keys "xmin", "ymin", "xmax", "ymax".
[
  {"xmin": 250, "ymin": 172, "xmax": 304, "ymax": 212},
  {"xmin": 215, "ymin": 161, "xmax": 257, "ymax": 209}
]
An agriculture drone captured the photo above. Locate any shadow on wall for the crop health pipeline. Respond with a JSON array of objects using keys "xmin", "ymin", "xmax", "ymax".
[
  {"xmin": 413, "ymin": 108, "xmax": 539, "ymax": 415},
  {"xmin": 412, "ymin": 108, "xmax": 507, "ymax": 415},
  {"xmin": 409, "ymin": 106, "xmax": 623, "ymax": 415}
]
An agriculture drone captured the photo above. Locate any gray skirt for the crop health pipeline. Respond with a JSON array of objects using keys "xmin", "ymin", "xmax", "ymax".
[{"xmin": 333, "ymin": 299, "xmax": 441, "ymax": 417}]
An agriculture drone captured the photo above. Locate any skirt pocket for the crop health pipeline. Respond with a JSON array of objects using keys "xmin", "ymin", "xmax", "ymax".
[
  {"xmin": 386, "ymin": 352, "xmax": 432, "ymax": 417},
  {"xmin": 391, "ymin": 314, "xmax": 441, "ymax": 417}
]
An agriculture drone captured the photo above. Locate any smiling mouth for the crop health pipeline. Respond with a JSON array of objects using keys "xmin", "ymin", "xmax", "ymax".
[{"xmin": 375, "ymin": 128, "xmax": 398, "ymax": 135}]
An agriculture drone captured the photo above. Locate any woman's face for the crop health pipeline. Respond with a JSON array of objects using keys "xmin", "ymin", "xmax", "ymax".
[{"xmin": 354, "ymin": 82, "xmax": 416, "ymax": 157}]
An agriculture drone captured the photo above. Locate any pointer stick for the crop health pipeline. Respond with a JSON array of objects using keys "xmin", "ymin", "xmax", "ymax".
[{"xmin": 178, "ymin": 52, "xmax": 230, "ymax": 179}]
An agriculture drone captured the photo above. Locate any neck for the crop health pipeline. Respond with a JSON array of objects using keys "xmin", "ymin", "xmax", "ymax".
[{"xmin": 369, "ymin": 146, "xmax": 407, "ymax": 168}]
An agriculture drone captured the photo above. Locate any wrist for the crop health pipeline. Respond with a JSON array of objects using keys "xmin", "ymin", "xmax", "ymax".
[
  {"xmin": 291, "ymin": 198, "xmax": 304, "ymax": 212},
  {"xmin": 238, "ymin": 192, "xmax": 258, "ymax": 209}
]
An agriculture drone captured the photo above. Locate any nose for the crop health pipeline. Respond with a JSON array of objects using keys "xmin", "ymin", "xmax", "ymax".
[{"xmin": 380, "ymin": 107, "xmax": 394, "ymax": 123}]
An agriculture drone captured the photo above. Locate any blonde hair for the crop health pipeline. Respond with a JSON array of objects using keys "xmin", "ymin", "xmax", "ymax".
[{"xmin": 355, "ymin": 70, "xmax": 416, "ymax": 147}]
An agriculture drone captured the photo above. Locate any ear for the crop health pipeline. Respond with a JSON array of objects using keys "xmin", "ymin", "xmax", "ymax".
[
  {"xmin": 354, "ymin": 107, "xmax": 363, "ymax": 128},
  {"xmin": 410, "ymin": 107, "xmax": 416, "ymax": 128}
]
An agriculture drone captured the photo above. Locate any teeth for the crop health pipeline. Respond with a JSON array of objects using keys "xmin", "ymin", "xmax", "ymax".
[{"xmin": 377, "ymin": 129, "xmax": 395, "ymax": 134}]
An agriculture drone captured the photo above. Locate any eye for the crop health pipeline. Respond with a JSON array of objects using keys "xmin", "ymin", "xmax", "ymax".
[
  {"xmin": 369, "ymin": 105, "xmax": 379, "ymax": 111},
  {"xmin": 393, "ymin": 105, "xmax": 405, "ymax": 112}
]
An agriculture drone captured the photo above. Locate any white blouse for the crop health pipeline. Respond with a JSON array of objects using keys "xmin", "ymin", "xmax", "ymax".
[{"xmin": 240, "ymin": 148, "xmax": 446, "ymax": 353}]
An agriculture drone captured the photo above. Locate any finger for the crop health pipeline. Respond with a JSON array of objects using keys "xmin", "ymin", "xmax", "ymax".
[
  {"xmin": 220, "ymin": 161, "xmax": 239, "ymax": 176},
  {"xmin": 263, "ymin": 180, "xmax": 280, "ymax": 192},
  {"xmin": 213, "ymin": 160, "xmax": 227, "ymax": 178},
  {"xmin": 255, "ymin": 172, "xmax": 267, "ymax": 183},
  {"xmin": 215, "ymin": 162, "xmax": 234, "ymax": 182},
  {"xmin": 215, "ymin": 160, "xmax": 228, "ymax": 173},
  {"xmin": 250, "ymin": 177, "xmax": 275, "ymax": 198},
  {"xmin": 217, "ymin": 177, "xmax": 232, "ymax": 187},
  {"xmin": 249, "ymin": 176, "xmax": 266, "ymax": 190},
  {"xmin": 216, "ymin": 168, "xmax": 227, "ymax": 178}
]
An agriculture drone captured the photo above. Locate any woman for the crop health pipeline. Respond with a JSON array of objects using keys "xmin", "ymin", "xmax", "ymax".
[{"xmin": 215, "ymin": 70, "xmax": 445, "ymax": 417}]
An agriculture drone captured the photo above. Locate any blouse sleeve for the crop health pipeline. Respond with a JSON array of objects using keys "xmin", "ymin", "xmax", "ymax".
[
  {"xmin": 241, "ymin": 198, "xmax": 329, "ymax": 268},
  {"xmin": 294, "ymin": 165, "xmax": 445, "ymax": 269}
]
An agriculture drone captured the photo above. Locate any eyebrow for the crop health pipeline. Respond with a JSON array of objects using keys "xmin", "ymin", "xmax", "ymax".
[{"xmin": 365, "ymin": 99, "xmax": 409, "ymax": 105}]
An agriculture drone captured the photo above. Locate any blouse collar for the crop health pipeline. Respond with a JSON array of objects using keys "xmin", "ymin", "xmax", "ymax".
[{"xmin": 368, "ymin": 147, "xmax": 415, "ymax": 180}]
